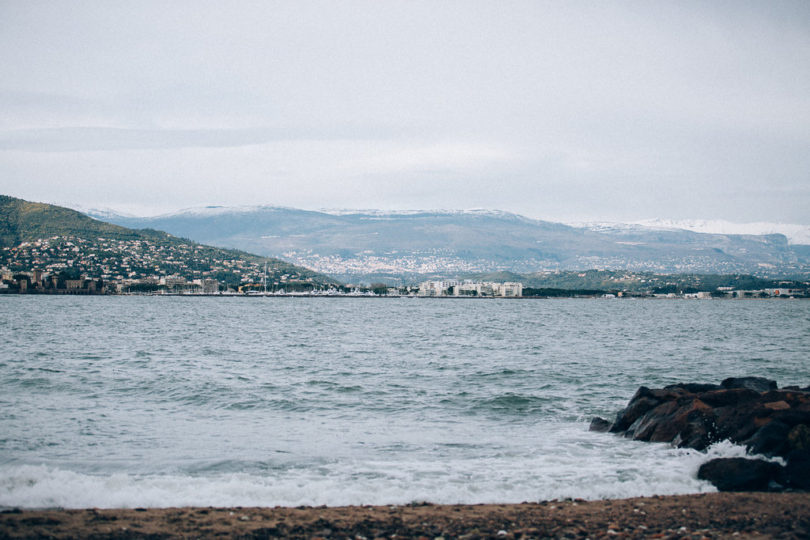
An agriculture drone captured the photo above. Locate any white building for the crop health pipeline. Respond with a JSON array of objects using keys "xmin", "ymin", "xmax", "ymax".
[
  {"xmin": 418, "ymin": 280, "xmax": 459, "ymax": 296},
  {"xmin": 494, "ymin": 282, "xmax": 523, "ymax": 297},
  {"xmin": 419, "ymin": 280, "xmax": 523, "ymax": 297}
]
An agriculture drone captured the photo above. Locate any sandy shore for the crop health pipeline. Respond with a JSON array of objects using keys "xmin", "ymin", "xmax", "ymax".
[{"xmin": 1, "ymin": 492, "xmax": 808, "ymax": 539}]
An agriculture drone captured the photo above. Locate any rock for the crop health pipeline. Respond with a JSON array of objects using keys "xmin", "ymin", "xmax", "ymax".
[
  {"xmin": 766, "ymin": 408, "xmax": 810, "ymax": 434},
  {"xmin": 784, "ymin": 450, "xmax": 810, "ymax": 489},
  {"xmin": 721, "ymin": 377, "xmax": 777, "ymax": 393},
  {"xmin": 605, "ymin": 380, "xmax": 809, "ymax": 455},
  {"xmin": 745, "ymin": 421, "xmax": 791, "ymax": 457},
  {"xmin": 697, "ymin": 458, "xmax": 782, "ymax": 492},
  {"xmin": 764, "ymin": 401, "xmax": 791, "ymax": 410},
  {"xmin": 698, "ymin": 388, "xmax": 760, "ymax": 407},
  {"xmin": 589, "ymin": 417, "xmax": 612, "ymax": 432},
  {"xmin": 672, "ymin": 407, "xmax": 719, "ymax": 450},
  {"xmin": 788, "ymin": 424, "xmax": 810, "ymax": 451},
  {"xmin": 629, "ymin": 398, "xmax": 718, "ymax": 449},
  {"xmin": 609, "ymin": 387, "xmax": 688, "ymax": 434},
  {"xmin": 665, "ymin": 383, "xmax": 721, "ymax": 393},
  {"xmin": 609, "ymin": 387, "xmax": 659, "ymax": 433},
  {"xmin": 590, "ymin": 377, "xmax": 810, "ymax": 491},
  {"xmin": 601, "ymin": 379, "xmax": 810, "ymax": 492}
]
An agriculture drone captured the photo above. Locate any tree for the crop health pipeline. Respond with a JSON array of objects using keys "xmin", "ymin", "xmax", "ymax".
[{"xmin": 371, "ymin": 283, "xmax": 388, "ymax": 295}]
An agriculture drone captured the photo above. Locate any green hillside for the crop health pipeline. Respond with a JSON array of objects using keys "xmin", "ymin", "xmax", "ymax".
[
  {"xmin": 0, "ymin": 195, "xmax": 339, "ymax": 289},
  {"xmin": 0, "ymin": 195, "xmax": 147, "ymax": 247}
]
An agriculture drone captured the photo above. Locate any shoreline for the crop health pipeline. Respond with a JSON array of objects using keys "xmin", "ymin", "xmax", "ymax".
[
  {"xmin": 3, "ymin": 292, "xmax": 807, "ymax": 299},
  {"xmin": 2, "ymin": 492, "xmax": 809, "ymax": 538}
]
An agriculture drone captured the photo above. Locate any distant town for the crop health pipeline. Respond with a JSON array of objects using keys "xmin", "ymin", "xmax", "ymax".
[
  {"xmin": 0, "ymin": 235, "xmax": 328, "ymax": 295},
  {"xmin": 2, "ymin": 264, "xmax": 808, "ymax": 299}
]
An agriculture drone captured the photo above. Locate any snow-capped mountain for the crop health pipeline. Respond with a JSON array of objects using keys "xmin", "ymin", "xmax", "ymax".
[
  {"xmin": 633, "ymin": 219, "xmax": 810, "ymax": 246},
  {"xmin": 82, "ymin": 205, "xmax": 810, "ymax": 282},
  {"xmin": 571, "ymin": 219, "xmax": 810, "ymax": 245},
  {"xmin": 67, "ymin": 204, "xmax": 139, "ymax": 220}
]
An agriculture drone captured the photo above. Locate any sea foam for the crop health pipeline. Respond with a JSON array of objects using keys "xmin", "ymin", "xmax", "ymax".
[{"xmin": 0, "ymin": 429, "xmax": 742, "ymax": 509}]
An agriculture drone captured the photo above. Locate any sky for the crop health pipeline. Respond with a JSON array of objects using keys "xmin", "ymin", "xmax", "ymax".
[{"xmin": 1, "ymin": 0, "xmax": 809, "ymax": 224}]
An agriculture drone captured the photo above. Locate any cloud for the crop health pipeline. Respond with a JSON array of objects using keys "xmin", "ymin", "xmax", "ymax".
[
  {"xmin": 0, "ymin": 126, "xmax": 388, "ymax": 152},
  {"xmin": 337, "ymin": 142, "xmax": 517, "ymax": 175},
  {"xmin": 0, "ymin": 1, "xmax": 808, "ymax": 223}
]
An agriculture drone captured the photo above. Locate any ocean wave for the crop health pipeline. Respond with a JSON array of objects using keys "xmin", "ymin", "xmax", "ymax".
[
  {"xmin": 470, "ymin": 393, "xmax": 550, "ymax": 415},
  {"xmin": 1, "ymin": 425, "xmax": 761, "ymax": 509}
]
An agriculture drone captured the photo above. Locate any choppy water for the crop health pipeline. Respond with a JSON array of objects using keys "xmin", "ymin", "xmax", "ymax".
[{"xmin": 1, "ymin": 296, "xmax": 808, "ymax": 508}]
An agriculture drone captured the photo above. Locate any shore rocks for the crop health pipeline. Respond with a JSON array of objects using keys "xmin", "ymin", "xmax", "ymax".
[
  {"xmin": 697, "ymin": 458, "xmax": 782, "ymax": 491},
  {"xmin": 588, "ymin": 417, "xmax": 612, "ymax": 432},
  {"xmin": 720, "ymin": 376, "xmax": 778, "ymax": 393},
  {"xmin": 591, "ymin": 377, "xmax": 810, "ymax": 492},
  {"xmin": 785, "ymin": 451, "xmax": 810, "ymax": 490}
]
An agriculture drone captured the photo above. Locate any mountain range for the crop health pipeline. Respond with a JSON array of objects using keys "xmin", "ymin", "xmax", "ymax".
[{"xmin": 82, "ymin": 205, "xmax": 810, "ymax": 284}]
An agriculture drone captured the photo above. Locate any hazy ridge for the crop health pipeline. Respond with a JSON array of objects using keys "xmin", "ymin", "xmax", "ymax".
[{"xmin": 84, "ymin": 205, "xmax": 810, "ymax": 284}]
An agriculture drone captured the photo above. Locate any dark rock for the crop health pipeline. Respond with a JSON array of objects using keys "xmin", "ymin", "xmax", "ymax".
[
  {"xmin": 768, "ymin": 408, "xmax": 810, "ymax": 430},
  {"xmin": 628, "ymin": 398, "xmax": 719, "ymax": 449},
  {"xmin": 599, "ymin": 379, "xmax": 810, "ymax": 493},
  {"xmin": 628, "ymin": 400, "xmax": 681, "ymax": 441},
  {"xmin": 665, "ymin": 383, "xmax": 721, "ymax": 393},
  {"xmin": 788, "ymin": 424, "xmax": 810, "ymax": 451},
  {"xmin": 674, "ymin": 408, "xmax": 720, "ymax": 450},
  {"xmin": 609, "ymin": 387, "xmax": 687, "ymax": 434},
  {"xmin": 761, "ymin": 389, "xmax": 809, "ymax": 405},
  {"xmin": 697, "ymin": 458, "xmax": 782, "ymax": 492},
  {"xmin": 721, "ymin": 377, "xmax": 777, "ymax": 393},
  {"xmin": 602, "ymin": 379, "xmax": 809, "ymax": 477},
  {"xmin": 698, "ymin": 388, "xmax": 760, "ymax": 407},
  {"xmin": 711, "ymin": 405, "xmax": 765, "ymax": 443},
  {"xmin": 588, "ymin": 417, "xmax": 612, "ymax": 432},
  {"xmin": 784, "ymin": 450, "xmax": 810, "ymax": 489},
  {"xmin": 744, "ymin": 421, "xmax": 791, "ymax": 457},
  {"xmin": 610, "ymin": 394, "xmax": 660, "ymax": 433}
]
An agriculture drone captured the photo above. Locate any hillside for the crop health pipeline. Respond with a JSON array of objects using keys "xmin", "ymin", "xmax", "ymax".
[
  {"xmin": 0, "ymin": 195, "xmax": 148, "ymax": 248},
  {"xmin": 88, "ymin": 206, "xmax": 810, "ymax": 284},
  {"xmin": 0, "ymin": 196, "xmax": 338, "ymax": 290}
]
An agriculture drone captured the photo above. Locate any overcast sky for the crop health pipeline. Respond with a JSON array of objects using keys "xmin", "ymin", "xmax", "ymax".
[{"xmin": 1, "ymin": 1, "xmax": 809, "ymax": 223}]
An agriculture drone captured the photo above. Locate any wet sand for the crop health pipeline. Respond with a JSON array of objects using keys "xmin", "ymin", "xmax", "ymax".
[{"xmin": 1, "ymin": 492, "xmax": 808, "ymax": 539}]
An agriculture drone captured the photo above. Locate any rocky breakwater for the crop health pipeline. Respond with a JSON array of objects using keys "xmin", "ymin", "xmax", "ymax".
[{"xmin": 590, "ymin": 377, "xmax": 810, "ymax": 492}]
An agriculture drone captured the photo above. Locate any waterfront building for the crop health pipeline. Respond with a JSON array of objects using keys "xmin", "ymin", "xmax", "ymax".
[{"xmin": 419, "ymin": 280, "xmax": 523, "ymax": 297}]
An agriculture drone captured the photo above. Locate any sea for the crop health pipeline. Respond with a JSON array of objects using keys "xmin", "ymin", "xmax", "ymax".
[{"xmin": 1, "ymin": 296, "xmax": 808, "ymax": 509}]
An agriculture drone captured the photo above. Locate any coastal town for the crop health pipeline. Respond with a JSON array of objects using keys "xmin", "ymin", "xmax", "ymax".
[
  {"xmin": 3, "ymin": 259, "xmax": 808, "ymax": 298},
  {"xmin": 0, "ymin": 234, "xmax": 326, "ymax": 294},
  {"xmin": 2, "ymin": 235, "xmax": 808, "ymax": 298}
]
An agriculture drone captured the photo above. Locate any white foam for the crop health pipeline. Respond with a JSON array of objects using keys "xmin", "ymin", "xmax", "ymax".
[{"xmin": 0, "ymin": 427, "xmax": 736, "ymax": 509}]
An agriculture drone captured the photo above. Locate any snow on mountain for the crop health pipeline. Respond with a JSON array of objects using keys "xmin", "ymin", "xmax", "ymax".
[
  {"xmin": 318, "ymin": 208, "xmax": 526, "ymax": 219},
  {"xmin": 632, "ymin": 219, "xmax": 810, "ymax": 245},
  {"xmin": 78, "ymin": 201, "xmax": 810, "ymax": 246},
  {"xmin": 160, "ymin": 205, "xmax": 287, "ymax": 217},
  {"xmin": 70, "ymin": 204, "xmax": 139, "ymax": 219},
  {"xmin": 106, "ymin": 205, "xmax": 526, "ymax": 220},
  {"xmin": 569, "ymin": 219, "xmax": 810, "ymax": 245}
]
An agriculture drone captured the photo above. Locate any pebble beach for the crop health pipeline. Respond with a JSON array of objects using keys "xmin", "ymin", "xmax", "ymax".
[{"xmin": 2, "ymin": 492, "xmax": 809, "ymax": 539}]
